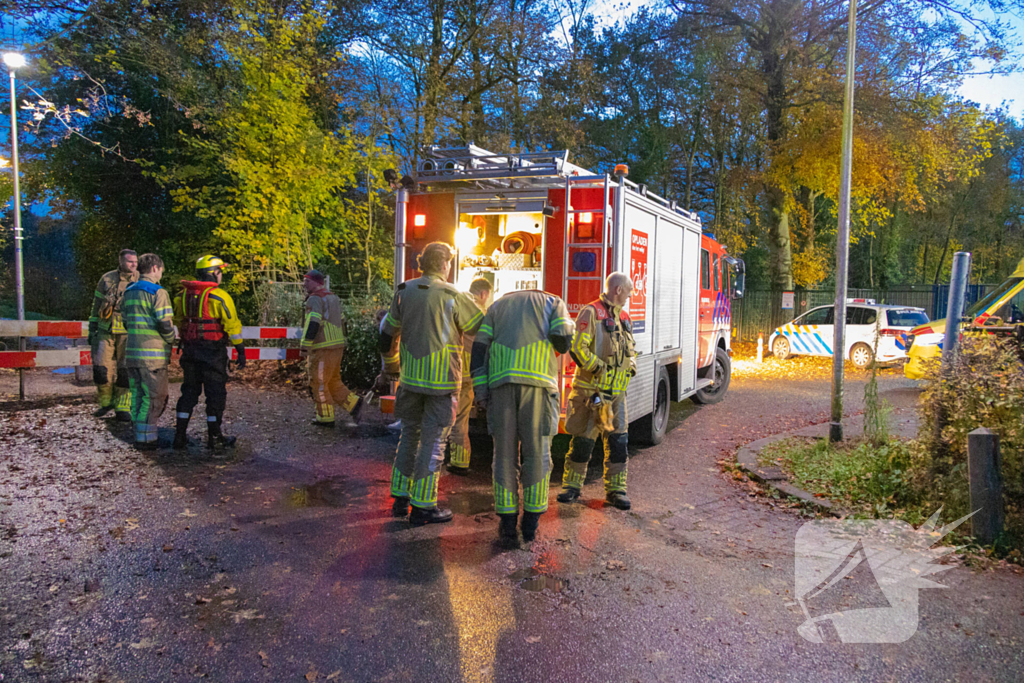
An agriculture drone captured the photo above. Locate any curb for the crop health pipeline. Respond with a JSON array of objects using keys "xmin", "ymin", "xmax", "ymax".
[{"xmin": 735, "ymin": 422, "xmax": 840, "ymax": 516}]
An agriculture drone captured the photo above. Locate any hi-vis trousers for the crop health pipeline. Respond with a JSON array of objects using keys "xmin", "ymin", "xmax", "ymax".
[
  {"xmin": 128, "ymin": 366, "xmax": 169, "ymax": 444},
  {"xmin": 307, "ymin": 347, "xmax": 357, "ymax": 423},
  {"xmin": 93, "ymin": 332, "xmax": 132, "ymax": 412},
  {"xmin": 488, "ymin": 383, "xmax": 559, "ymax": 515},
  {"xmin": 448, "ymin": 381, "xmax": 474, "ymax": 468},
  {"xmin": 390, "ymin": 386, "xmax": 457, "ymax": 510},
  {"xmin": 562, "ymin": 389, "xmax": 629, "ymax": 493}
]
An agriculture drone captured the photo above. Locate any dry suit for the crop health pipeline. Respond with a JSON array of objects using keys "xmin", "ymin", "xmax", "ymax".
[{"xmin": 173, "ymin": 280, "xmax": 245, "ymax": 446}]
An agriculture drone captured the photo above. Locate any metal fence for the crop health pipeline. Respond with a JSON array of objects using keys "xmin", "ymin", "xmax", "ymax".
[{"xmin": 731, "ymin": 285, "xmax": 998, "ymax": 341}]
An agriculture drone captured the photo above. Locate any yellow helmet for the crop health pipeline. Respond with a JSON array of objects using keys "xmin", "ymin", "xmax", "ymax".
[{"xmin": 196, "ymin": 255, "xmax": 226, "ymax": 272}]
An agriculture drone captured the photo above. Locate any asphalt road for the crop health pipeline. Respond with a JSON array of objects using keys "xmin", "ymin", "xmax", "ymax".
[{"xmin": 1, "ymin": 365, "xmax": 1021, "ymax": 682}]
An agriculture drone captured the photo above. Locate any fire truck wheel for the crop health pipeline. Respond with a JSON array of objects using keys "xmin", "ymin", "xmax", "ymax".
[
  {"xmin": 850, "ymin": 343, "xmax": 874, "ymax": 369},
  {"xmin": 772, "ymin": 337, "xmax": 791, "ymax": 360},
  {"xmin": 635, "ymin": 366, "xmax": 671, "ymax": 445},
  {"xmin": 693, "ymin": 347, "xmax": 731, "ymax": 405}
]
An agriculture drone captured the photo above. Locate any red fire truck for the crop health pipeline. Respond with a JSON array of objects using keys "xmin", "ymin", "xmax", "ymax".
[{"xmin": 391, "ymin": 146, "xmax": 744, "ymax": 444}]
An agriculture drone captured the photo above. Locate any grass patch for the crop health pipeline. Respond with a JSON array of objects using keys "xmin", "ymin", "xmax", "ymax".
[{"xmin": 759, "ymin": 437, "xmax": 926, "ymax": 523}]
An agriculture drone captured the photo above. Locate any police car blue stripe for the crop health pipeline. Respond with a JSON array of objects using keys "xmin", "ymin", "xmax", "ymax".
[{"xmin": 811, "ymin": 329, "xmax": 833, "ymax": 355}]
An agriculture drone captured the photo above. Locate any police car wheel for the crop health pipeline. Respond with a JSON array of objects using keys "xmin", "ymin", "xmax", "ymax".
[
  {"xmin": 772, "ymin": 337, "xmax": 791, "ymax": 360},
  {"xmin": 850, "ymin": 343, "xmax": 874, "ymax": 369}
]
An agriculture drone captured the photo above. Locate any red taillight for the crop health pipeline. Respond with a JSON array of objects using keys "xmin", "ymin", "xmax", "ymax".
[
  {"xmin": 413, "ymin": 214, "xmax": 426, "ymax": 227},
  {"xmin": 879, "ymin": 328, "xmax": 901, "ymax": 337}
]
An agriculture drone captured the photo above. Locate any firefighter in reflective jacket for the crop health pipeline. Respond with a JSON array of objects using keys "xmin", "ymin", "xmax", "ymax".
[
  {"xmin": 172, "ymin": 255, "xmax": 246, "ymax": 452},
  {"xmin": 447, "ymin": 277, "xmax": 492, "ymax": 475},
  {"xmin": 301, "ymin": 270, "xmax": 364, "ymax": 425},
  {"xmin": 124, "ymin": 254, "xmax": 176, "ymax": 450},
  {"xmin": 379, "ymin": 242, "xmax": 485, "ymax": 525},
  {"xmin": 89, "ymin": 249, "xmax": 138, "ymax": 420},
  {"xmin": 470, "ymin": 289, "xmax": 574, "ymax": 548},
  {"xmin": 558, "ymin": 272, "xmax": 637, "ymax": 510}
]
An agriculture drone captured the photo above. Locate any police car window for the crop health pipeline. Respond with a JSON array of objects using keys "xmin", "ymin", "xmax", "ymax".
[
  {"xmin": 886, "ymin": 309, "xmax": 929, "ymax": 327},
  {"xmin": 713, "ymin": 254, "xmax": 720, "ymax": 291},
  {"xmin": 701, "ymin": 250, "xmax": 710, "ymax": 289},
  {"xmin": 846, "ymin": 307, "xmax": 876, "ymax": 325},
  {"xmin": 802, "ymin": 307, "xmax": 832, "ymax": 325}
]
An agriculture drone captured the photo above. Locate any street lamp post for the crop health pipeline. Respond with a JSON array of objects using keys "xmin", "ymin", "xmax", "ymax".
[
  {"xmin": 829, "ymin": 2, "xmax": 857, "ymax": 443},
  {"xmin": 5, "ymin": 51, "xmax": 27, "ymax": 400}
]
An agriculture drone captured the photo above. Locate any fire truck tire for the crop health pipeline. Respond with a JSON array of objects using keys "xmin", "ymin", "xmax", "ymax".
[
  {"xmin": 635, "ymin": 366, "xmax": 671, "ymax": 445},
  {"xmin": 850, "ymin": 343, "xmax": 874, "ymax": 369},
  {"xmin": 693, "ymin": 347, "xmax": 731, "ymax": 405},
  {"xmin": 772, "ymin": 337, "xmax": 791, "ymax": 360}
]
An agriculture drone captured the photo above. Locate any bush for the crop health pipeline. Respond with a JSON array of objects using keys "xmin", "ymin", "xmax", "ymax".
[{"xmin": 916, "ymin": 336, "xmax": 1024, "ymax": 547}]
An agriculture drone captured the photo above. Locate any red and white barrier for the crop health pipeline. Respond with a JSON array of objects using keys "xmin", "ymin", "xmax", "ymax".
[
  {"xmin": 0, "ymin": 321, "xmax": 305, "ymax": 368},
  {"xmin": 0, "ymin": 349, "xmax": 92, "ymax": 369},
  {"xmin": 0, "ymin": 321, "xmax": 301, "ymax": 340},
  {"xmin": 0, "ymin": 321, "xmax": 89, "ymax": 338}
]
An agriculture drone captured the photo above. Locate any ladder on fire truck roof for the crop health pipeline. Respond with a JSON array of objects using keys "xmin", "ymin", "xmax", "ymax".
[{"xmin": 415, "ymin": 145, "xmax": 703, "ymax": 226}]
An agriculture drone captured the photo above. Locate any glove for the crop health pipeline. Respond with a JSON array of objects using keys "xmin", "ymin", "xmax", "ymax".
[
  {"xmin": 234, "ymin": 345, "xmax": 247, "ymax": 369},
  {"xmin": 373, "ymin": 373, "xmax": 391, "ymax": 395},
  {"xmin": 87, "ymin": 321, "xmax": 98, "ymax": 347}
]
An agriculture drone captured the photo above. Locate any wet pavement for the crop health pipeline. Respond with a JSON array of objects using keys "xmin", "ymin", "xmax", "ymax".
[{"xmin": 1, "ymin": 367, "xmax": 1022, "ymax": 681}]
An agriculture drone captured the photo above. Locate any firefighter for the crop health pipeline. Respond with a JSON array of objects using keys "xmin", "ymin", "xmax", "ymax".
[
  {"xmin": 301, "ymin": 270, "xmax": 364, "ymax": 426},
  {"xmin": 557, "ymin": 272, "xmax": 637, "ymax": 510},
  {"xmin": 123, "ymin": 254, "xmax": 176, "ymax": 450},
  {"xmin": 88, "ymin": 249, "xmax": 139, "ymax": 420},
  {"xmin": 470, "ymin": 289, "xmax": 574, "ymax": 548},
  {"xmin": 447, "ymin": 277, "xmax": 493, "ymax": 475},
  {"xmin": 172, "ymin": 255, "xmax": 247, "ymax": 452},
  {"xmin": 379, "ymin": 242, "xmax": 485, "ymax": 525}
]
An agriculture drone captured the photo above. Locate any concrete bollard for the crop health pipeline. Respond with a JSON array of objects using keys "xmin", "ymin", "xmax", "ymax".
[{"xmin": 967, "ymin": 427, "xmax": 1005, "ymax": 544}]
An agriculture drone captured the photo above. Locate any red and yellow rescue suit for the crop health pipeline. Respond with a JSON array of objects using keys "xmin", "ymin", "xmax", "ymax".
[{"xmin": 173, "ymin": 281, "xmax": 245, "ymax": 443}]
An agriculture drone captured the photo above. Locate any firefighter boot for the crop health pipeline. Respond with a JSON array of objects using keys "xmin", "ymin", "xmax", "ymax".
[
  {"xmin": 606, "ymin": 491, "xmax": 631, "ymax": 510},
  {"xmin": 392, "ymin": 497, "xmax": 410, "ymax": 517},
  {"xmin": 521, "ymin": 511, "xmax": 542, "ymax": 543},
  {"xmin": 409, "ymin": 505, "xmax": 454, "ymax": 526},
  {"xmin": 206, "ymin": 415, "xmax": 237, "ymax": 453},
  {"xmin": 93, "ymin": 405, "xmax": 114, "ymax": 418},
  {"xmin": 498, "ymin": 513, "xmax": 519, "ymax": 550},
  {"xmin": 115, "ymin": 411, "xmax": 133, "ymax": 423},
  {"xmin": 556, "ymin": 488, "xmax": 581, "ymax": 504},
  {"xmin": 173, "ymin": 414, "xmax": 190, "ymax": 450}
]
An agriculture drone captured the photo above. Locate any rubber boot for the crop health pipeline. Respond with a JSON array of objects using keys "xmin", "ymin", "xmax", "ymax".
[
  {"xmin": 173, "ymin": 415, "xmax": 190, "ymax": 450},
  {"xmin": 207, "ymin": 415, "xmax": 237, "ymax": 453},
  {"xmin": 498, "ymin": 513, "xmax": 519, "ymax": 549},
  {"xmin": 409, "ymin": 506, "xmax": 454, "ymax": 525},
  {"xmin": 521, "ymin": 511, "xmax": 541, "ymax": 543}
]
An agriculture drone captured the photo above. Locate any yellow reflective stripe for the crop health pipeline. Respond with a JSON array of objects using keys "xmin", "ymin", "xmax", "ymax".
[{"xmin": 399, "ymin": 344, "xmax": 459, "ymax": 390}]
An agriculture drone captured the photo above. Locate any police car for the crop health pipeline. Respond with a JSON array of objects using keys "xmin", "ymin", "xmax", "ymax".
[{"xmin": 768, "ymin": 300, "xmax": 930, "ymax": 368}]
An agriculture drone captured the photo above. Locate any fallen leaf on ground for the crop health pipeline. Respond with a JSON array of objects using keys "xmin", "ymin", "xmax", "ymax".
[
  {"xmin": 525, "ymin": 635, "xmax": 541, "ymax": 643},
  {"xmin": 162, "ymin": 544, "xmax": 173, "ymax": 552},
  {"xmin": 306, "ymin": 669, "xmax": 318, "ymax": 681},
  {"xmin": 130, "ymin": 638, "xmax": 156, "ymax": 650},
  {"xmin": 326, "ymin": 671, "xmax": 342, "ymax": 680},
  {"xmin": 605, "ymin": 560, "xmax": 626, "ymax": 571}
]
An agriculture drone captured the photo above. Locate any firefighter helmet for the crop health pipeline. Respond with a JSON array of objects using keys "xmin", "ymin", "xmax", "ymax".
[{"xmin": 196, "ymin": 255, "xmax": 226, "ymax": 273}]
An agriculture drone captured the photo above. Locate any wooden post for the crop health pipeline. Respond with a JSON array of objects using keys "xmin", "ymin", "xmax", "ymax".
[{"xmin": 968, "ymin": 427, "xmax": 1004, "ymax": 544}]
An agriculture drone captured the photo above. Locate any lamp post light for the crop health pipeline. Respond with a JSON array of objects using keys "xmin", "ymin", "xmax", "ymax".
[{"xmin": 5, "ymin": 51, "xmax": 27, "ymax": 400}]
